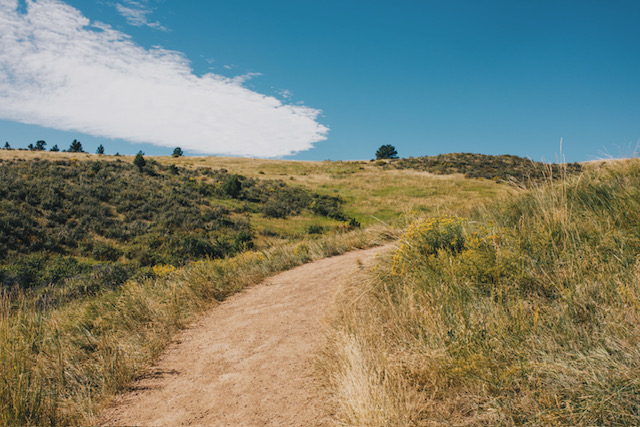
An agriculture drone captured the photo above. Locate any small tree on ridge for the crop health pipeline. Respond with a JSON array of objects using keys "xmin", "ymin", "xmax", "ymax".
[
  {"xmin": 133, "ymin": 151, "xmax": 146, "ymax": 172},
  {"xmin": 376, "ymin": 144, "xmax": 398, "ymax": 160},
  {"xmin": 68, "ymin": 139, "xmax": 84, "ymax": 153}
]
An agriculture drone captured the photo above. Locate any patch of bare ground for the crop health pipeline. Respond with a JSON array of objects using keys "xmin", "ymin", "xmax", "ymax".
[{"xmin": 99, "ymin": 245, "xmax": 390, "ymax": 426}]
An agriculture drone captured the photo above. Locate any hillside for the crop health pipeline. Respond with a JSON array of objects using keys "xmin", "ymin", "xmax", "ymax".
[
  {"xmin": 389, "ymin": 152, "xmax": 582, "ymax": 183},
  {"xmin": 323, "ymin": 157, "xmax": 640, "ymax": 425},
  {"xmin": 0, "ymin": 149, "xmax": 513, "ymax": 425},
  {"xmin": 0, "ymin": 155, "xmax": 349, "ymax": 293}
]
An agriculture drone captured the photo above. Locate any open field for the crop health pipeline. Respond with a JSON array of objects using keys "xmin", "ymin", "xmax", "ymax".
[{"xmin": 0, "ymin": 150, "xmax": 514, "ymax": 227}]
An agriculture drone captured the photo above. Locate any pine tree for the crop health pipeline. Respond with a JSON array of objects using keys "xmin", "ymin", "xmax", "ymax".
[
  {"xmin": 68, "ymin": 139, "xmax": 84, "ymax": 153},
  {"xmin": 35, "ymin": 140, "xmax": 46, "ymax": 151},
  {"xmin": 172, "ymin": 147, "xmax": 184, "ymax": 157},
  {"xmin": 50, "ymin": 145, "xmax": 59, "ymax": 152},
  {"xmin": 96, "ymin": 144, "xmax": 105, "ymax": 155},
  {"xmin": 133, "ymin": 151, "xmax": 146, "ymax": 171},
  {"xmin": 375, "ymin": 144, "xmax": 398, "ymax": 160}
]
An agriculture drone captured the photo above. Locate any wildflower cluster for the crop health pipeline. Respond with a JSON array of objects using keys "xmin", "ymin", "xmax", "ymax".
[
  {"xmin": 152, "ymin": 264, "xmax": 176, "ymax": 277},
  {"xmin": 392, "ymin": 215, "xmax": 502, "ymax": 284}
]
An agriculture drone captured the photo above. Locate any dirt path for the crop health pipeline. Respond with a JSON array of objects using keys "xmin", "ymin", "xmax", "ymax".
[{"xmin": 99, "ymin": 245, "xmax": 389, "ymax": 426}]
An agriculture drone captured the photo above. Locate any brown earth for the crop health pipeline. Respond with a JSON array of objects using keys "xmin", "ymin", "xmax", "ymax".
[{"xmin": 98, "ymin": 245, "xmax": 390, "ymax": 426}]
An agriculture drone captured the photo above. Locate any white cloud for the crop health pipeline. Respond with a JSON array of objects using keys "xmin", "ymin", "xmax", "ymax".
[
  {"xmin": 0, "ymin": 0, "xmax": 329, "ymax": 157},
  {"xmin": 114, "ymin": 0, "xmax": 167, "ymax": 31}
]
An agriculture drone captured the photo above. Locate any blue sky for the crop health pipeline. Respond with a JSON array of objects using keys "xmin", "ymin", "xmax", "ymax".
[{"xmin": 1, "ymin": 0, "xmax": 639, "ymax": 162}]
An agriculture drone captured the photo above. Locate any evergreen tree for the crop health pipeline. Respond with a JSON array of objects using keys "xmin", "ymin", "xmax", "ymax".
[
  {"xmin": 133, "ymin": 151, "xmax": 146, "ymax": 171},
  {"xmin": 3, "ymin": 142, "xmax": 10, "ymax": 150},
  {"xmin": 172, "ymin": 147, "xmax": 184, "ymax": 157},
  {"xmin": 96, "ymin": 144, "xmax": 105, "ymax": 155},
  {"xmin": 35, "ymin": 140, "xmax": 46, "ymax": 151},
  {"xmin": 223, "ymin": 174, "xmax": 242, "ymax": 198},
  {"xmin": 375, "ymin": 144, "xmax": 398, "ymax": 160},
  {"xmin": 68, "ymin": 139, "xmax": 84, "ymax": 153},
  {"xmin": 28, "ymin": 143, "xmax": 35, "ymax": 151},
  {"xmin": 50, "ymin": 144, "xmax": 59, "ymax": 152}
]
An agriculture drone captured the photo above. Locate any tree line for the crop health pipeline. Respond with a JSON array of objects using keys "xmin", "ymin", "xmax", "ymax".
[{"xmin": 2, "ymin": 140, "xmax": 185, "ymax": 157}]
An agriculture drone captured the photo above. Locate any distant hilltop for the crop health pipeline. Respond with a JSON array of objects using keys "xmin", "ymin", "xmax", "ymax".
[{"xmin": 380, "ymin": 152, "xmax": 582, "ymax": 184}]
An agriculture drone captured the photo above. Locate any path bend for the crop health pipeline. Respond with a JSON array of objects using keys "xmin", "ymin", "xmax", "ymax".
[{"xmin": 99, "ymin": 245, "xmax": 389, "ymax": 426}]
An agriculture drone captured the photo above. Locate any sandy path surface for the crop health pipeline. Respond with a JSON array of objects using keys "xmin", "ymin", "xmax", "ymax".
[{"xmin": 99, "ymin": 245, "xmax": 389, "ymax": 426}]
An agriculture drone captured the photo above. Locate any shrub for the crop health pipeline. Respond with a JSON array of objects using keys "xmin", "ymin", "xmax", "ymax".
[
  {"xmin": 306, "ymin": 224, "xmax": 324, "ymax": 235},
  {"xmin": 91, "ymin": 242, "xmax": 122, "ymax": 262},
  {"xmin": 223, "ymin": 174, "xmax": 242, "ymax": 198}
]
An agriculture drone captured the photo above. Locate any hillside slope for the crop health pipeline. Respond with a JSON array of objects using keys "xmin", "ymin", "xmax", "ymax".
[{"xmin": 324, "ymin": 158, "xmax": 640, "ymax": 425}]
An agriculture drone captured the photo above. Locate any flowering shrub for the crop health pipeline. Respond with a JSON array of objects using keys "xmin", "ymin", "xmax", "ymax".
[
  {"xmin": 392, "ymin": 215, "xmax": 502, "ymax": 285},
  {"xmin": 152, "ymin": 264, "xmax": 176, "ymax": 277}
]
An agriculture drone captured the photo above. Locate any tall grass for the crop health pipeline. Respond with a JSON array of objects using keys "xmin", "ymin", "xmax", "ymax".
[
  {"xmin": 0, "ymin": 228, "xmax": 389, "ymax": 425},
  {"xmin": 323, "ymin": 159, "xmax": 640, "ymax": 425}
]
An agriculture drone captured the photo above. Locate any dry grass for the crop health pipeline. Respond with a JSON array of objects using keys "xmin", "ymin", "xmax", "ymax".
[
  {"xmin": 0, "ymin": 228, "xmax": 390, "ymax": 425},
  {"xmin": 1, "ymin": 150, "xmax": 513, "ymax": 228},
  {"xmin": 322, "ymin": 159, "xmax": 640, "ymax": 425},
  {"xmin": 0, "ymin": 150, "xmax": 513, "ymax": 425},
  {"xmin": 154, "ymin": 155, "xmax": 513, "ymax": 226}
]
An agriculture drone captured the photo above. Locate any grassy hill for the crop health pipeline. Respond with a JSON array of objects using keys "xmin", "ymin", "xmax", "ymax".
[
  {"xmin": 389, "ymin": 152, "xmax": 582, "ymax": 183},
  {"xmin": 0, "ymin": 149, "xmax": 511, "ymax": 425},
  {"xmin": 0, "ymin": 155, "xmax": 352, "ymax": 294},
  {"xmin": 323, "ymin": 157, "xmax": 640, "ymax": 425}
]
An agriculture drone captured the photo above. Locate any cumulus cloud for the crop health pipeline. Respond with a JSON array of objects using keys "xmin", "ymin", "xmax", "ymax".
[{"xmin": 0, "ymin": 0, "xmax": 329, "ymax": 157}]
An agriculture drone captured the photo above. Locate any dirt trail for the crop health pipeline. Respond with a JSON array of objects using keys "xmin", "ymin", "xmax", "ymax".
[{"xmin": 99, "ymin": 245, "xmax": 389, "ymax": 426}]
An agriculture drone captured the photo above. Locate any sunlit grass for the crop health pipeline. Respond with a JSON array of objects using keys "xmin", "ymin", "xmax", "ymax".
[
  {"xmin": 322, "ymin": 158, "xmax": 640, "ymax": 425},
  {"xmin": 0, "ymin": 228, "xmax": 391, "ymax": 426},
  {"xmin": 155, "ymin": 155, "xmax": 513, "ymax": 226}
]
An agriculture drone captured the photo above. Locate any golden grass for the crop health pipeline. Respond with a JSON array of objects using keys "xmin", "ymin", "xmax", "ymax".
[
  {"xmin": 321, "ymin": 159, "xmax": 640, "ymax": 425},
  {"xmin": 1, "ymin": 150, "xmax": 513, "ymax": 229},
  {"xmin": 1, "ymin": 228, "xmax": 390, "ymax": 425},
  {"xmin": 0, "ymin": 149, "xmax": 515, "ymax": 424},
  {"xmin": 154, "ymin": 155, "xmax": 513, "ymax": 226}
]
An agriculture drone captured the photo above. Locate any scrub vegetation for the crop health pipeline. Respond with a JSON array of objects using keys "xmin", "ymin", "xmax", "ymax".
[
  {"xmin": 0, "ymin": 156, "xmax": 349, "ymax": 294},
  {"xmin": 2, "ymin": 149, "xmax": 620, "ymax": 425},
  {"xmin": 390, "ymin": 152, "xmax": 583, "ymax": 183},
  {"xmin": 322, "ymin": 158, "xmax": 640, "ymax": 425}
]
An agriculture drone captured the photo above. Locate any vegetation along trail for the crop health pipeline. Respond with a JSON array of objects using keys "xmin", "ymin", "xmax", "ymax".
[{"xmin": 99, "ymin": 245, "xmax": 390, "ymax": 426}]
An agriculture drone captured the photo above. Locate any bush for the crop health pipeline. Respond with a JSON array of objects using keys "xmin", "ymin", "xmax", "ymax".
[
  {"xmin": 91, "ymin": 242, "xmax": 122, "ymax": 262},
  {"xmin": 306, "ymin": 224, "xmax": 324, "ymax": 235},
  {"xmin": 223, "ymin": 174, "xmax": 242, "ymax": 198}
]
